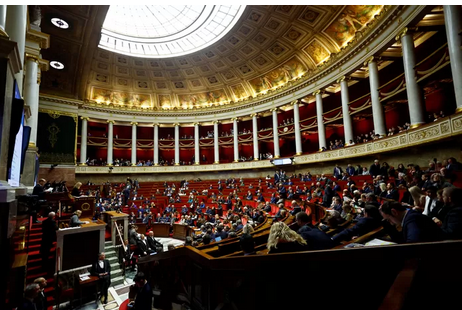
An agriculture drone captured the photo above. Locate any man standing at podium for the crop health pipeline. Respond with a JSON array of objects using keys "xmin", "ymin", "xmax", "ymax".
[{"xmin": 91, "ymin": 252, "xmax": 111, "ymax": 304}]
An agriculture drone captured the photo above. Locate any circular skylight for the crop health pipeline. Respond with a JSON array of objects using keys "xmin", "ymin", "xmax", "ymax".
[
  {"xmin": 51, "ymin": 18, "xmax": 69, "ymax": 29},
  {"xmin": 99, "ymin": 5, "xmax": 246, "ymax": 58},
  {"xmin": 50, "ymin": 61, "xmax": 64, "ymax": 70}
]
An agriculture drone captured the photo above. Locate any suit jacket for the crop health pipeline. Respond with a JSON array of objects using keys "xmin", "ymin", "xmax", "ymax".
[
  {"xmin": 69, "ymin": 214, "xmax": 85, "ymax": 227},
  {"xmin": 17, "ymin": 298, "xmax": 36, "ymax": 310},
  {"xmin": 423, "ymin": 196, "xmax": 444, "ymax": 217},
  {"xmin": 146, "ymin": 236, "xmax": 163, "ymax": 252},
  {"xmin": 322, "ymin": 186, "xmax": 334, "ymax": 207},
  {"xmin": 137, "ymin": 239, "xmax": 153, "ymax": 254},
  {"xmin": 441, "ymin": 206, "xmax": 462, "ymax": 240},
  {"xmin": 298, "ymin": 225, "xmax": 335, "ymax": 250},
  {"xmin": 129, "ymin": 229, "xmax": 138, "ymax": 245},
  {"xmin": 401, "ymin": 210, "xmax": 442, "ymax": 243},
  {"xmin": 385, "ymin": 189, "xmax": 399, "ymax": 201},
  {"xmin": 32, "ymin": 184, "xmax": 44, "ymax": 198},
  {"xmin": 346, "ymin": 166, "xmax": 356, "ymax": 176},
  {"xmin": 91, "ymin": 259, "xmax": 111, "ymax": 284},
  {"xmin": 332, "ymin": 217, "xmax": 382, "ymax": 243},
  {"xmin": 134, "ymin": 282, "xmax": 153, "ymax": 310},
  {"xmin": 41, "ymin": 217, "xmax": 57, "ymax": 246},
  {"xmin": 35, "ymin": 291, "xmax": 47, "ymax": 310}
]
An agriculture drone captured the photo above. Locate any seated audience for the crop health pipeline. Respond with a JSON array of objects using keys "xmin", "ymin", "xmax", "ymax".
[
  {"xmin": 240, "ymin": 234, "xmax": 257, "ymax": 255},
  {"xmin": 439, "ymin": 187, "xmax": 462, "ymax": 240},
  {"xmin": 332, "ymin": 205, "xmax": 382, "ymax": 244},
  {"xmin": 267, "ymin": 222, "xmax": 307, "ymax": 254},
  {"xmin": 296, "ymin": 212, "xmax": 335, "ymax": 250}
]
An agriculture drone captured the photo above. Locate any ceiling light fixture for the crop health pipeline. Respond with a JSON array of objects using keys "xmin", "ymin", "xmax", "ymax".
[
  {"xmin": 51, "ymin": 18, "xmax": 69, "ymax": 29},
  {"xmin": 50, "ymin": 61, "xmax": 64, "ymax": 70}
]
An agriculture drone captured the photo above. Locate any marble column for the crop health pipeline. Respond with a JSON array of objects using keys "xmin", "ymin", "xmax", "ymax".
[
  {"xmin": 5, "ymin": 5, "xmax": 27, "ymax": 92},
  {"xmin": 271, "ymin": 108, "xmax": 280, "ymax": 158},
  {"xmin": 131, "ymin": 122, "xmax": 137, "ymax": 166},
  {"xmin": 213, "ymin": 121, "xmax": 220, "ymax": 164},
  {"xmin": 365, "ymin": 56, "xmax": 387, "ymax": 136},
  {"xmin": 153, "ymin": 123, "xmax": 159, "ymax": 165},
  {"xmin": 0, "ymin": 6, "xmax": 7, "ymax": 37},
  {"xmin": 107, "ymin": 120, "xmax": 114, "ymax": 166},
  {"xmin": 338, "ymin": 76, "xmax": 354, "ymax": 145},
  {"xmin": 397, "ymin": 28, "xmax": 426, "ymax": 128},
  {"xmin": 194, "ymin": 123, "xmax": 200, "ymax": 165},
  {"xmin": 174, "ymin": 123, "xmax": 180, "ymax": 165},
  {"xmin": 314, "ymin": 91, "xmax": 326, "ymax": 150},
  {"xmin": 444, "ymin": 5, "xmax": 462, "ymax": 112},
  {"xmin": 292, "ymin": 100, "xmax": 303, "ymax": 155},
  {"xmin": 251, "ymin": 114, "xmax": 259, "ymax": 160},
  {"xmin": 79, "ymin": 117, "xmax": 89, "ymax": 165},
  {"xmin": 232, "ymin": 118, "xmax": 239, "ymax": 162},
  {"xmin": 24, "ymin": 56, "xmax": 39, "ymax": 146}
]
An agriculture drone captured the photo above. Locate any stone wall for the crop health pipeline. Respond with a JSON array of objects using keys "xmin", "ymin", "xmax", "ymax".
[{"xmin": 38, "ymin": 165, "xmax": 76, "ymax": 184}]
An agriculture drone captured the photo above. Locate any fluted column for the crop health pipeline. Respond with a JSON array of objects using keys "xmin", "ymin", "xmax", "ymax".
[
  {"xmin": 338, "ymin": 76, "xmax": 354, "ymax": 145},
  {"xmin": 314, "ymin": 91, "xmax": 326, "ymax": 150},
  {"xmin": 5, "ymin": 5, "xmax": 27, "ymax": 92},
  {"xmin": 107, "ymin": 120, "xmax": 114, "ymax": 166},
  {"xmin": 174, "ymin": 123, "xmax": 180, "ymax": 165},
  {"xmin": 365, "ymin": 56, "xmax": 387, "ymax": 136},
  {"xmin": 397, "ymin": 28, "xmax": 426, "ymax": 128},
  {"xmin": 131, "ymin": 122, "xmax": 137, "ymax": 166},
  {"xmin": 271, "ymin": 108, "xmax": 280, "ymax": 158},
  {"xmin": 153, "ymin": 123, "xmax": 159, "ymax": 165},
  {"xmin": 251, "ymin": 114, "xmax": 259, "ymax": 160},
  {"xmin": 444, "ymin": 5, "xmax": 462, "ymax": 112},
  {"xmin": 194, "ymin": 123, "xmax": 200, "ymax": 165},
  {"xmin": 0, "ymin": 6, "xmax": 7, "ymax": 37},
  {"xmin": 79, "ymin": 117, "xmax": 89, "ymax": 165},
  {"xmin": 292, "ymin": 100, "xmax": 303, "ymax": 155},
  {"xmin": 213, "ymin": 121, "xmax": 220, "ymax": 164},
  {"xmin": 232, "ymin": 118, "xmax": 239, "ymax": 162},
  {"xmin": 24, "ymin": 56, "xmax": 39, "ymax": 146}
]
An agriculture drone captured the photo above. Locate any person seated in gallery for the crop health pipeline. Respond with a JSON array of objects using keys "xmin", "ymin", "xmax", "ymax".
[
  {"xmin": 379, "ymin": 200, "xmax": 443, "ymax": 244},
  {"xmin": 439, "ymin": 187, "xmax": 462, "ymax": 240},
  {"xmin": 69, "ymin": 210, "xmax": 89, "ymax": 227},
  {"xmin": 331, "ymin": 205, "xmax": 383, "ymax": 244},
  {"xmin": 136, "ymin": 234, "xmax": 155, "ymax": 256},
  {"xmin": 71, "ymin": 182, "xmax": 82, "ymax": 197},
  {"xmin": 296, "ymin": 212, "xmax": 335, "ymax": 250},
  {"xmin": 267, "ymin": 222, "xmax": 307, "ymax": 254}
]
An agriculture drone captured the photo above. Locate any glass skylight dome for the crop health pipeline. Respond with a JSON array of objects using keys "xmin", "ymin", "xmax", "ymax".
[{"xmin": 99, "ymin": 5, "xmax": 246, "ymax": 58}]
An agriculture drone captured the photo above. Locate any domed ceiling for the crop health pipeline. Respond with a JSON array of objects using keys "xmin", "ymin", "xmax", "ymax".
[{"xmin": 39, "ymin": 5, "xmax": 385, "ymax": 112}]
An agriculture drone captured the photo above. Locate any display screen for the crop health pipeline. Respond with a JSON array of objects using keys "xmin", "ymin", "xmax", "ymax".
[{"xmin": 272, "ymin": 158, "xmax": 293, "ymax": 166}]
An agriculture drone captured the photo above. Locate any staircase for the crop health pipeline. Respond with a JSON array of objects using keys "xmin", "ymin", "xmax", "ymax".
[{"xmin": 103, "ymin": 241, "xmax": 125, "ymax": 287}]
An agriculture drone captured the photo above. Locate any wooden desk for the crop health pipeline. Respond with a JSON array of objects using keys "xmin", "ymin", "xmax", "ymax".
[
  {"xmin": 56, "ymin": 218, "xmax": 106, "ymax": 272},
  {"xmin": 103, "ymin": 211, "xmax": 128, "ymax": 246},
  {"xmin": 77, "ymin": 275, "xmax": 99, "ymax": 306},
  {"xmin": 151, "ymin": 223, "xmax": 170, "ymax": 237},
  {"xmin": 173, "ymin": 224, "xmax": 191, "ymax": 240}
]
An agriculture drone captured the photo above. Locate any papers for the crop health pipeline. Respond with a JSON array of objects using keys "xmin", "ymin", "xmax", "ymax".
[
  {"xmin": 365, "ymin": 238, "xmax": 397, "ymax": 246},
  {"xmin": 79, "ymin": 275, "xmax": 90, "ymax": 281}
]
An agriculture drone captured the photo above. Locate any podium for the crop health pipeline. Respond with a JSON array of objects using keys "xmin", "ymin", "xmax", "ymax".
[
  {"xmin": 151, "ymin": 223, "xmax": 170, "ymax": 237},
  {"xmin": 173, "ymin": 224, "xmax": 191, "ymax": 240},
  {"xmin": 103, "ymin": 211, "xmax": 128, "ymax": 246},
  {"xmin": 56, "ymin": 218, "xmax": 106, "ymax": 272}
]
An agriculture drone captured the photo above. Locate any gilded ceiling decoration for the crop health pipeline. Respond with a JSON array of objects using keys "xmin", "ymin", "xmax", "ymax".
[{"xmin": 40, "ymin": 5, "xmax": 385, "ymax": 112}]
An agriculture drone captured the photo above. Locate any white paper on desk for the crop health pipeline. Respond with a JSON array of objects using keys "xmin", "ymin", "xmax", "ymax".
[
  {"xmin": 80, "ymin": 275, "xmax": 90, "ymax": 281},
  {"xmin": 365, "ymin": 238, "xmax": 396, "ymax": 246}
]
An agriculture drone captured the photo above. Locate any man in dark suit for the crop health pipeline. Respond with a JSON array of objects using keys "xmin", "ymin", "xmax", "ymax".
[
  {"xmin": 123, "ymin": 239, "xmax": 137, "ymax": 271},
  {"xmin": 440, "ymin": 187, "xmax": 462, "ymax": 240},
  {"xmin": 369, "ymin": 159, "xmax": 381, "ymax": 178},
  {"xmin": 129, "ymin": 224, "xmax": 139, "ymax": 245},
  {"xmin": 32, "ymin": 178, "xmax": 46, "ymax": 198},
  {"xmin": 332, "ymin": 205, "xmax": 383, "ymax": 243},
  {"xmin": 333, "ymin": 164, "xmax": 343, "ymax": 179},
  {"xmin": 322, "ymin": 182, "xmax": 334, "ymax": 208},
  {"xmin": 147, "ymin": 231, "xmax": 163, "ymax": 253},
  {"xmin": 123, "ymin": 186, "xmax": 131, "ymax": 205},
  {"xmin": 33, "ymin": 278, "xmax": 48, "ymax": 310},
  {"xmin": 290, "ymin": 200, "xmax": 302, "ymax": 216},
  {"xmin": 296, "ymin": 212, "xmax": 335, "ymax": 250},
  {"xmin": 40, "ymin": 212, "xmax": 57, "ymax": 271},
  {"xmin": 137, "ymin": 234, "xmax": 154, "ymax": 256},
  {"xmin": 385, "ymin": 183, "xmax": 399, "ymax": 201},
  {"xmin": 18, "ymin": 283, "xmax": 40, "ymax": 310},
  {"xmin": 130, "ymin": 272, "xmax": 152, "ymax": 310},
  {"xmin": 380, "ymin": 201, "xmax": 443, "ymax": 243},
  {"xmin": 423, "ymin": 186, "xmax": 443, "ymax": 216},
  {"xmin": 91, "ymin": 252, "xmax": 111, "ymax": 304}
]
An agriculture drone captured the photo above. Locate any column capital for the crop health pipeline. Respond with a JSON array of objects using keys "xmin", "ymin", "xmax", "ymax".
[
  {"xmin": 193, "ymin": 122, "xmax": 200, "ymax": 126},
  {"xmin": 231, "ymin": 117, "xmax": 239, "ymax": 122},
  {"xmin": 250, "ymin": 113, "xmax": 258, "ymax": 118},
  {"xmin": 213, "ymin": 120, "xmax": 221, "ymax": 124},
  {"xmin": 395, "ymin": 27, "xmax": 409, "ymax": 42},
  {"xmin": 336, "ymin": 76, "xmax": 350, "ymax": 84},
  {"xmin": 312, "ymin": 90, "xmax": 321, "ymax": 96},
  {"xmin": 290, "ymin": 100, "xmax": 299, "ymax": 106},
  {"xmin": 80, "ymin": 116, "xmax": 90, "ymax": 121},
  {"xmin": 173, "ymin": 123, "xmax": 180, "ymax": 127},
  {"xmin": 153, "ymin": 123, "xmax": 159, "ymax": 127},
  {"xmin": 270, "ymin": 108, "xmax": 279, "ymax": 112},
  {"xmin": 130, "ymin": 121, "xmax": 138, "ymax": 126},
  {"xmin": 107, "ymin": 120, "xmax": 115, "ymax": 124},
  {"xmin": 363, "ymin": 56, "xmax": 377, "ymax": 67},
  {"xmin": 25, "ymin": 53, "xmax": 39, "ymax": 63}
]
